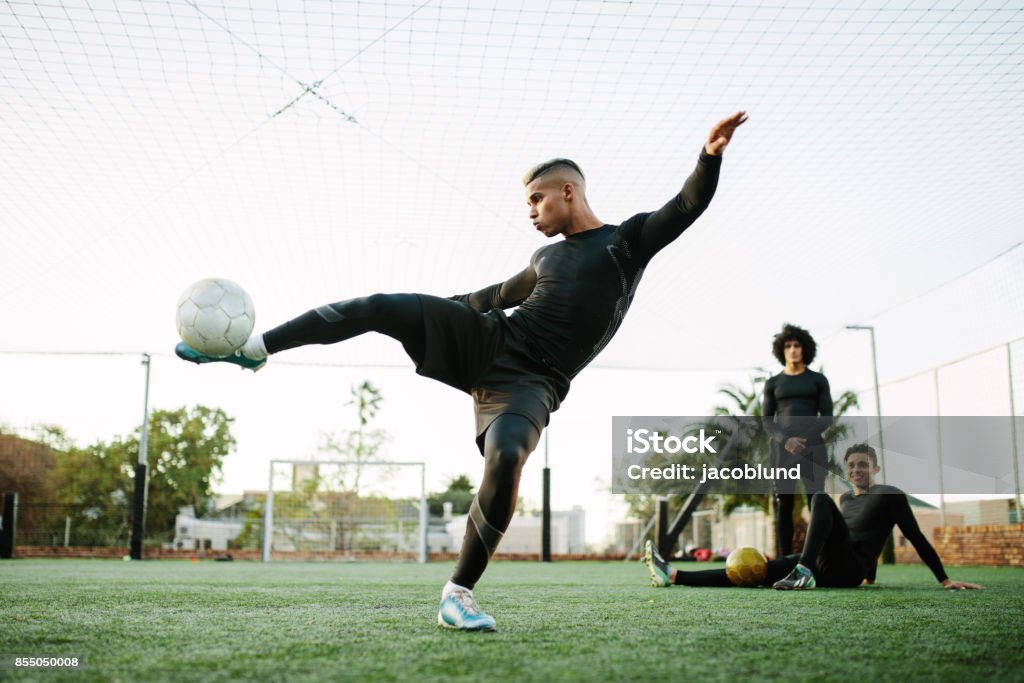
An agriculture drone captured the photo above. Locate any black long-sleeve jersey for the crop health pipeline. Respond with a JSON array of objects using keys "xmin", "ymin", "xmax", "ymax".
[
  {"xmin": 451, "ymin": 149, "xmax": 722, "ymax": 380},
  {"xmin": 762, "ymin": 370, "xmax": 833, "ymax": 445},
  {"xmin": 840, "ymin": 485, "xmax": 949, "ymax": 583}
]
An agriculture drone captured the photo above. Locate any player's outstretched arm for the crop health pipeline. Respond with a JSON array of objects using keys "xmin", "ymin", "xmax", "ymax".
[
  {"xmin": 449, "ymin": 264, "xmax": 537, "ymax": 312},
  {"xmin": 893, "ymin": 494, "xmax": 969, "ymax": 587},
  {"xmin": 632, "ymin": 111, "xmax": 747, "ymax": 262}
]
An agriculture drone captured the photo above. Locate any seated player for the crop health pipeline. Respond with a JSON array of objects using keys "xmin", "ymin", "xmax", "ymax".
[
  {"xmin": 645, "ymin": 443, "xmax": 983, "ymax": 591},
  {"xmin": 176, "ymin": 112, "xmax": 749, "ymax": 630}
]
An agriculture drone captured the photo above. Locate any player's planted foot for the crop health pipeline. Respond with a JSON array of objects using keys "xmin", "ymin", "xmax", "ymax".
[
  {"xmin": 437, "ymin": 589, "xmax": 497, "ymax": 631},
  {"xmin": 644, "ymin": 540, "xmax": 673, "ymax": 588},
  {"xmin": 773, "ymin": 564, "xmax": 816, "ymax": 590},
  {"xmin": 174, "ymin": 342, "xmax": 267, "ymax": 372}
]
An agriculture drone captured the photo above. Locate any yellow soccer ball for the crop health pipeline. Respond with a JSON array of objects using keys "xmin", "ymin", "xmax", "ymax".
[{"xmin": 725, "ymin": 547, "xmax": 768, "ymax": 587}]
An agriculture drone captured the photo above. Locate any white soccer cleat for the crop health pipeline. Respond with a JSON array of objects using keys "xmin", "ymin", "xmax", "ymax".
[{"xmin": 437, "ymin": 589, "xmax": 497, "ymax": 631}]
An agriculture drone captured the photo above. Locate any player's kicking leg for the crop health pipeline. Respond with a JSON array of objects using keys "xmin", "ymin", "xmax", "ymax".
[
  {"xmin": 175, "ymin": 293, "xmax": 425, "ymax": 371},
  {"xmin": 437, "ymin": 414, "xmax": 539, "ymax": 631}
]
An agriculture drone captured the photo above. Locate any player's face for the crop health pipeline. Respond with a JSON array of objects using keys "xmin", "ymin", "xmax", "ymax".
[
  {"xmin": 525, "ymin": 178, "xmax": 571, "ymax": 238},
  {"xmin": 784, "ymin": 339, "xmax": 803, "ymax": 365},
  {"xmin": 845, "ymin": 452, "xmax": 879, "ymax": 491}
]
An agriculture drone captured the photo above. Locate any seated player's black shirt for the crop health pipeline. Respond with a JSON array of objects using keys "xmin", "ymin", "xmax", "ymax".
[
  {"xmin": 451, "ymin": 149, "xmax": 722, "ymax": 380},
  {"xmin": 840, "ymin": 484, "xmax": 949, "ymax": 582}
]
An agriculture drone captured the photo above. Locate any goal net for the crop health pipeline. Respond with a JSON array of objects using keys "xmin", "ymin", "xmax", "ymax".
[{"xmin": 261, "ymin": 460, "xmax": 427, "ymax": 563}]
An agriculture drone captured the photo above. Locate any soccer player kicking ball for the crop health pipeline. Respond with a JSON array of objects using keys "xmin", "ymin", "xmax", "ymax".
[
  {"xmin": 645, "ymin": 443, "xmax": 983, "ymax": 591},
  {"xmin": 176, "ymin": 111, "xmax": 748, "ymax": 631}
]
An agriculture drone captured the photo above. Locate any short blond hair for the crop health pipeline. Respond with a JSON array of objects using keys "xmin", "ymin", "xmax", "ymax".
[{"xmin": 522, "ymin": 158, "xmax": 585, "ymax": 186}]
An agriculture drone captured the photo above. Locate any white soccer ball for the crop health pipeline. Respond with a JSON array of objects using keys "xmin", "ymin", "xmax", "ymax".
[{"xmin": 176, "ymin": 278, "xmax": 255, "ymax": 358}]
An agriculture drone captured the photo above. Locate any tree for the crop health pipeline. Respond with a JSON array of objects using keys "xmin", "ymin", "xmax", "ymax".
[
  {"xmin": 0, "ymin": 428, "xmax": 60, "ymax": 505},
  {"xmin": 311, "ymin": 381, "xmax": 394, "ymax": 552},
  {"xmin": 54, "ymin": 441, "xmax": 134, "ymax": 546},
  {"xmin": 136, "ymin": 406, "xmax": 235, "ymax": 536},
  {"xmin": 1, "ymin": 408, "xmax": 234, "ymax": 547},
  {"xmin": 0, "ymin": 427, "xmax": 63, "ymax": 544},
  {"xmin": 318, "ymin": 380, "xmax": 391, "ymax": 494},
  {"xmin": 427, "ymin": 474, "xmax": 475, "ymax": 517},
  {"xmin": 56, "ymin": 405, "xmax": 235, "ymax": 543}
]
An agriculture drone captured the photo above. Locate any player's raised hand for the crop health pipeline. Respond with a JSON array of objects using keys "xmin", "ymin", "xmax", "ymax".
[
  {"xmin": 942, "ymin": 579, "xmax": 985, "ymax": 590},
  {"xmin": 705, "ymin": 111, "xmax": 748, "ymax": 155}
]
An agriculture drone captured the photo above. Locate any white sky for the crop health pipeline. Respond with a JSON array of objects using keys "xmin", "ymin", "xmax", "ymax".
[{"xmin": 2, "ymin": 0, "xmax": 1023, "ymax": 544}]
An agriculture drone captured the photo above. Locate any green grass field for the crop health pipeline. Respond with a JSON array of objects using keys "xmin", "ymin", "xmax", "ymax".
[{"xmin": 2, "ymin": 559, "xmax": 1023, "ymax": 682}]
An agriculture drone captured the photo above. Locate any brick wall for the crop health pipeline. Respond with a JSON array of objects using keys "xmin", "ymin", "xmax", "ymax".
[{"xmin": 895, "ymin": 523, "xmax": 1024, "ymax": 567}]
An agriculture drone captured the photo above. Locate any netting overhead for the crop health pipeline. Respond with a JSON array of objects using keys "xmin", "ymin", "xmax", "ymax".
[{"xmin": 2, "ymin": 1, "xmax": 1022, "ymax": 369}]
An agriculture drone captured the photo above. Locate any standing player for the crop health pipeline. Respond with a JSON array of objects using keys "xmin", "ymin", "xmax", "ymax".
[
  {"xmin": 644, "ymin": 443, "xmax": 983, "ymax": 591},
  {"xmin": 176, "ymin": 111, "xmax": 748, "ymax": 631},
  {"xmin": 763, "ymin": 324, "xmax": 833, "ymax": 557}
]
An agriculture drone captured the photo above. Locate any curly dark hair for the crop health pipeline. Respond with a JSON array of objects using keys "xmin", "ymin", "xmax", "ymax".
[{"xmin": 771, "ymin": 323, "xmax": 817, "ymax": 366}]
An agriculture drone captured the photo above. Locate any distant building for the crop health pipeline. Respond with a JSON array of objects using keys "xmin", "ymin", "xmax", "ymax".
[
  {"xmin": 440, "ymin": 506, "xmax": 587, "ymax": 555},
  {"xmin": 171, "ymin": 506, "xmax": 244, "ymax": 551}
]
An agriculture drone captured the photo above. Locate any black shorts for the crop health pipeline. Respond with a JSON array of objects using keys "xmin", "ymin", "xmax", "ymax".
[{"xmin": 413, "ymin": 294, "xmax": 569, "ymax": 452}]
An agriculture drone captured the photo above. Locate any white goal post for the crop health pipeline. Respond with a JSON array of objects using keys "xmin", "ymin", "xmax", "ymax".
[{"xmin": 261, "ymin": 459, "xmax": 427, "ymax": 563}]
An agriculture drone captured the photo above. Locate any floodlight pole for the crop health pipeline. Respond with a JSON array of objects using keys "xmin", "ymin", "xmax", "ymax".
[
  {"xmin": 933, "ymin": 370, "xmax": 946, "ymax": 527},
  {"xmin": 1008, "ymin": 343, "xmax": 1022, "ymax": 524},
  {"xmin": 130, "ymin": 353, "xmax": 151, "ymax": 560},
  {"xmin": 846, "ymin": 325, "xmax": 886, "ymax": 483},
  {"xmin": 542, "ymin": 428, "xmax": 552, "ymax": 562},
  {"xmin": 262, "ymin": 460, "xmax": 274, "ymax": 562},
  {"xmin": 419, "ymin": 464, "xmax": 428, "ymax": 563},
  {"xmin": 847, "ymin": 325, "xmax": 894, "ymax": 563}
]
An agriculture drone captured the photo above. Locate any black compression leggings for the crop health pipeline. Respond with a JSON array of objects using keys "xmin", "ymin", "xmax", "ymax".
[
  {"xmin": 452, "ymin": 414, "xmax": 540, "ymax": 590},
  {"xmin": 262, "ymin": 293, "xmax": 426, "ymax": 362}
]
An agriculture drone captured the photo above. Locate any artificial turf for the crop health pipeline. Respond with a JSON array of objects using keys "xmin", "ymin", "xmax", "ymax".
[{"xmin": 1, "ymin": 559, "xmax": 1022, "ymax": 682}]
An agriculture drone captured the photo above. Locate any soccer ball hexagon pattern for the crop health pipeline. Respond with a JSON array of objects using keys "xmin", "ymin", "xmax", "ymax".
[
  {"xmin": 176, "ymin": 278, "xmax": 255, "ymax": 358},
  {"xmin": 725, "ymin": 547, "xmax": 768, "ymax": 587}
]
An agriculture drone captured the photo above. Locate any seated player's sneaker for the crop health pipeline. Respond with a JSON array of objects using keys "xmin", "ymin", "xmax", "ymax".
[
  {"xmin": 174, "ymin": 342, "xmax": 267, "ymax": 372},
  {"xmin": 644, "ymin": 540, "xmax": 672, "ymax": 588},
  {"xmin": 773, "ymin": 564, "xmax": 816, "ymax": 590},
  {"xmin": 437, "ymin": 589, "xmax": 497, "ymax": 631}
]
